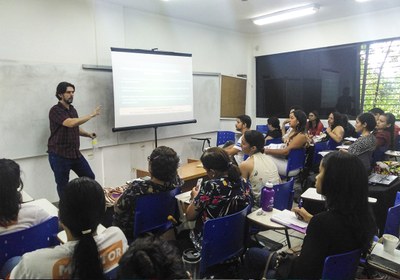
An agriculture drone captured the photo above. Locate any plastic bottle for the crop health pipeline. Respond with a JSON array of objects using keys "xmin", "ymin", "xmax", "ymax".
[
  {"xmin": 261, "ymin": 181, "xmax": 275, "ymax": 212},
  {"xmin": 88, "ymin": 137, "xmax": 98, "ymax": 160}
]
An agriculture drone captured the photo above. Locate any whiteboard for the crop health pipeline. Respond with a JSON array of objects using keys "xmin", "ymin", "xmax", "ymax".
[{"xmin": 0, "ymin": 61, "xmax": 220, "ymax": 159}]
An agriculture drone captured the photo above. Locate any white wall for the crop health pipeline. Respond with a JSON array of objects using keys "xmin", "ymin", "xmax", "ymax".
[{"xmin": 1, "ymin": 1, "xmax": 398, "ymax": 202}]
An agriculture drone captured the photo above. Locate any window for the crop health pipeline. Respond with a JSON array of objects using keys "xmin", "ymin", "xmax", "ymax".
[{"xmin": 360, "ymin": 39, "xmax": 400, "ymax": 119}]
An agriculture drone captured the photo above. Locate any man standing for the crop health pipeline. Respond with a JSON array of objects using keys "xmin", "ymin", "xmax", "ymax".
[
  {"xmin": 47, "ymin": 81, "xmax": 101, "ymax": 198},
  {"xmin": 224, "ymin": 115, "xmax": 251, "ymax": 165}
]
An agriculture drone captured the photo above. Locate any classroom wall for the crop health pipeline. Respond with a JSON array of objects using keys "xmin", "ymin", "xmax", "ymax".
[
  {"xmin": 0, "ymin": 0, "xmax": 250, "ymax": 202},
  {"xmin": 1, "ymin": 1, "xmax": 399, "ymax": 202}
]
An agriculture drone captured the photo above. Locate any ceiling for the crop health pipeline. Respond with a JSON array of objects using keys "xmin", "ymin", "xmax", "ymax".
[{"xmin": 102, "ymin": 0, "xmax": 400, "ymax": 34}]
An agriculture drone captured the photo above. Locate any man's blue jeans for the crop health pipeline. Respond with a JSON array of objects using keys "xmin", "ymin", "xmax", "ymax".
[{"xmin": 48, "ymin": 152, "xmax": 95, "ymax": 198}]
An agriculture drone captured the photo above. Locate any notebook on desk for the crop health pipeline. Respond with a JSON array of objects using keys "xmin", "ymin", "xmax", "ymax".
[
  {"xmin": 271, "ymin": 209, "xmax": 308, "ymax": 234},
  {"xmin": 368, "ymin": 243, "xmax": 400, "ymax": 276},
  {"xmin": 368, "ymin": 173, "xmax": 398, "ymax": 186}
]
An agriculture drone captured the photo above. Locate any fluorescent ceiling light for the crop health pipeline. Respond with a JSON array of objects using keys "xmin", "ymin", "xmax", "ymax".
[
  {"xmin": 355, "ymin": 0, "xmax": 371, "ymax": 2},
  {"xmin": 253, "ymin": 4, "xmax": 320, "ymax": 25}
]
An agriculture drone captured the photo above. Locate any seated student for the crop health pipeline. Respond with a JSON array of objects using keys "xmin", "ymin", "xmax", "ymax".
[
  {"xmin": 10, "ymin": 177, "xmax": 128, "ymax": 279},
  {"xmin": 244, "ymin": 152, "xmax": 376, "ymax": 279},
  {"xmin": 264, "ymin": 110, "xmax": 308, "ymax": 177},
  {"xmin": 373, "ymin": 112, "xmax": 395, "ymax": 162},
  {"xmin": 306, "ymin": 110, "xmax": 324, "ymax": 137},
  {"xmin": 240, "ymin": 130, "xmax": 280, "ymax": 207},
  {"xmin": 342, "ymin": 114, "xmax": 358, "ymax": 138},
  {"xmin": 265, "ymin": 117, "xmax": 282, "ymax": 142},
  {"xmin": 186, "ymin": 147, "xmax": 252, "ymax": 250},
  {"xmin": 113, "ymin": 146, "xmax": 183, "ymax": 241},
  {"xmin": 224, "ymin": 114, "xmax": 252, "ymax": 165},
  {"xmin": 325, "ymin": 111, "xmax": 345, "ymax": 148},
  {"xmin": 281, "ymin": 105, "xmax": 302, "ymax": 142},
  {"xmin": 0, "ymin": 158, "xmax": 52, "ymax": 235},
  {"xmin": 369, "ymin": 107, "xmax": 385, "ymax": 122},
  {"xmin": 118, "ymin": 233, "xmax": 189, "ymax": 279},
  {"xmin": 345, "ymin": 112, "xmax": 376, "ymax": 172}
]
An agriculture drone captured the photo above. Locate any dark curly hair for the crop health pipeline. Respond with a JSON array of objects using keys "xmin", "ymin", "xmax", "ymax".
[
  {"xmin": 118, "ymin": 233, "xmax": 188, "ymax": 279},
  {"xmin": 149, "ymin": 146, "xmax": 180, "ymax": 183}
]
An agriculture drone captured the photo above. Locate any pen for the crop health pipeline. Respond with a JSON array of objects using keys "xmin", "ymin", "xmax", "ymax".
[{"xmin": 298, "ymin": 199, "xmax": 303, "ymax": 209}]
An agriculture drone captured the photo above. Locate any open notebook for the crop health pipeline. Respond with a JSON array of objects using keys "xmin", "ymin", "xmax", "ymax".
[{"xmin": 271, "ymin": 209, "xmax": 308, "ymax": 234}]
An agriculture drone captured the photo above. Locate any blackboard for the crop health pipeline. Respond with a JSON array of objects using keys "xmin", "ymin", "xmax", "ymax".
[{"xmin": 0, "ymin": 60, "xmax": 220, "ymax": 159}]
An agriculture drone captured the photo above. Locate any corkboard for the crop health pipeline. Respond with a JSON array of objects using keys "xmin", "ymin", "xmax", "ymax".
[{"xmin": 220, "ymin": 75, "xmax": 246, "ymax": 118}]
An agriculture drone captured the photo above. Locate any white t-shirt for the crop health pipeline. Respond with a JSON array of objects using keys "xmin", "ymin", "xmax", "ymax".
[
  {"xmin": 10, "ymin": 226, "xmax": 128, "ymax": 279},
  {"xmin": 233, "ymin": 135, "xmax": 245, "ymax": 165},
  {"xmin": 249, "ymin": 153, "xmax": 281, "ymax": 206},
  {"xmin": 0, "ymin": 203, "xmax": 53, "ymax": 235}
]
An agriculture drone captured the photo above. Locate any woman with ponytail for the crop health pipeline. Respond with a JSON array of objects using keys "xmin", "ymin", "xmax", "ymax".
[
  {"xmin": 10, "ymin": 177, "xmax": 128, "ymax": 279},
  {"xmin": 240, "ymin": 130, "xmax": 280, "ymax": 207},
  {"xmin": 186, "ymin": 147, "xmax": 252, "ymax": 250}
]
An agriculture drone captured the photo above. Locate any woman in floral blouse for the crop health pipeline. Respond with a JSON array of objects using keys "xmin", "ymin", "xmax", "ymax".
[
  {"xmin": 186, "ymin": 147, "xmax": 252, "ymax": 250},
  {"xmin": 113, "ymin": 146, "xmax": 182, "ymax": 241}
]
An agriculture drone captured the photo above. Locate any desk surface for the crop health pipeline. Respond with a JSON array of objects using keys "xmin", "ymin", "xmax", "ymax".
[
  {"xmin": 21, "ymin": 190, "xmax": 34, "ymax": 203},
  {"xmin": 301, "ymin": 187, "xmax": 377, "ymax": 204},
  {"xmin": 25, "ymin": 198, "xmax": 58, "ymax": 217},
  {"xmin": 136, "ymin": 161, "xmax": 207, "ymax": 182},
  {"xmin": 385, "ymin": 150, "xmax": 400, "ymax": 157},
  {"xmin": 247, "ymin": 208, "xmax": 287, "ymax": 229}
]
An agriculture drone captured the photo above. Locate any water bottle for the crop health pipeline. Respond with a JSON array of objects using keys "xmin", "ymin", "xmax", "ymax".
[
  {"xmin": 88, "ymin": 137, "xmax": 98, "ymax": 160},
  {"xmin": 182, "ymin": 248, "xmax": 201, "ymax": 279},
  {"xmin": 261, "ymin": 181, "xmax": 274, "ymax": 212}
]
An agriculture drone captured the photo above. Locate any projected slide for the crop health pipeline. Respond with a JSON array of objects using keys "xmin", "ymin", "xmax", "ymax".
[{"xmin": 111, "ymin": 48, "xmax": 195, "ymax": 130}]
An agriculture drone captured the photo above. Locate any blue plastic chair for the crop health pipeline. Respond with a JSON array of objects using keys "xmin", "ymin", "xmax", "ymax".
[
  {"xmin": 0, "ymin": 216, "xmax": 59, "ymax": 268},
  {"xmin": 272, "ymin": 178, "xmax": 295, "ymax": 211},
  {"xmin": 321, "ymin": 249, "xmax": 361, "ymax": 280},
  {"xmin": 199, "ymin": 205, "xmax": 250, "ymax": 278},
  {"xmin": 265, "ymin": 138, "xmax": 283, "ymax": 145},
  {"xmin": 383, "ymin": 204, "xmax": 400, "ymax": 237},
  {"xmin": 133, "ymin": 187, "xmax": 181, "ymax": 239},
  {"xmin": 216, "ymin": 131, "xmax": 236, "ymax": 147},
  {"xmin": 256, "ymin": 125, "xmax": 269, "ymax": 135},
  {"xmin": 395, "ymin": 191, "xmax": 400, "ymax": 206},
  {"xmin": 285, "ymin": 148, "xmax": 306, "ymax": 178}
]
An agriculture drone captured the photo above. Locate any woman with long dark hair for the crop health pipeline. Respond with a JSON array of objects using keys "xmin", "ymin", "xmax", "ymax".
[
  {"xmin": 245, "ymin": 152, "xmax": 376, "ymax": 279},
  {"xmin": 264, "ymin": 110, "xmax": 308, "ymax": 176},
  {"xmin": 306, "ymin": 111, "xmax": 324, "ymax": 137},
  {"xmin": 326, "ymin": 111, "xmax": 345, "ymax": 145},
  {"xmin": 10, "ymin": 177, "xmax": 128, "ymax": 279},
  {"xmin": 0, "ymin": 158, "xmax": 51, "ymax": 235},
  {"xmin": 186, "ymin": 147, "xmax": 252, "ymax": 250},
  {"xmin": 113, "ymin": 146, "xmax": 182, "ymax": 241}
]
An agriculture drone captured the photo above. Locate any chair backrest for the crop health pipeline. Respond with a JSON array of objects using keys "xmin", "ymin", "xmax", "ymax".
[
  {"xmin": 286, "ymin": 148, "xmax": 306, "ymax": 178},
  {"xmin": 269, "ymin": 178, "xmax": 295, "ymax": 210},
  {"xmin": 256, "ymin": 125, "xmax": 269, "ymax": 134},
  {"xmin": 395, "ymin": 191, "xmax": 400, "ymax": 206},
  {"xmin": 322, "ymin": 249, "xmax": 361, "ymax": 280},
  {"xmin": 0, "ymin": 216, "xmax": 59, "ymax": 268},
  {"xmin": 133, "ymin": 187, "xmax": 181, "ymax": 239},
  {"xmin": 384, "ymin": 204, "xmax": 400, "ymax": 237},
  {"xmin": 200, "ymin": 205, "xmax": 250, "ymax": 277},
  {"xmin": 216, "ymin": 131, "xmax": 236, "ymax": 147},
  {"xmin": 327, "ymin": 138, "xmax": 341, "ymax": 150},
  {"xmin": 265, "ymin": 138, "xmax": 283, "ymax": 145},
  {"xmin": 312, "ymin": 141, "xmax": 329, "ymax": 166}
]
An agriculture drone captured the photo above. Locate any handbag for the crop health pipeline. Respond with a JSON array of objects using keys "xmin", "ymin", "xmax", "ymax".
[{"xmin": 261, "ymin": 249, "xmax": 300, "ymax": 280}]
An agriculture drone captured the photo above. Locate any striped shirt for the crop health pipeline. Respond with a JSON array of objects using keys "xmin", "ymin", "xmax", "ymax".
[{"xmin": 47, "ymin": 102, "xmax": 81, "ymax": 159}]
